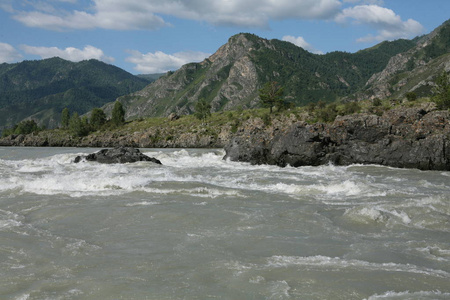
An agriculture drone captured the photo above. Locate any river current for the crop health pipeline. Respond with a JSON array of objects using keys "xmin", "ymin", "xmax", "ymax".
[{"xmin": 0, "ymin": 147, "xmax": 449, "ymax": 300}]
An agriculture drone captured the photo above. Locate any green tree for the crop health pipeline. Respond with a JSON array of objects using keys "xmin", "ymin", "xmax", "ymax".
[
  {"xmin": 433, "ymin": 71, "xmax": 450, "ymax": 109},
  {"xmin": 194, "ymin": 98, "xmax": 211, "ymax": 123},
  {"xmin": 2, "ymin": 127, "xmax": 15, "ymax": 137},
  {"xmin": 259, "ymin": 81, "xmax": 284, "ymax": 113},
  {"xmin": 111, "ymin": 101, "xmax": 125, "ymax": 127},
  {"xmin": 90, "ymin": 108, "xmax": 107, "ymax": 130},
  {"xmin": 61, "ymin": 108, "xmax": 70, "ymax": 129},
  {"xmin": 5, "ymin": 120, "xmax": 41, "ymax": 136},
  {"xmin": 69, "ymin": 112, "xmax": 89, "ymax": 137}
]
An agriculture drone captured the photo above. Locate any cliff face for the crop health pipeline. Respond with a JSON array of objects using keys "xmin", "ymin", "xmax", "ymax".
[{"xmin": 224, "ymin": 104, "xmax": 450, "ymax": 171}]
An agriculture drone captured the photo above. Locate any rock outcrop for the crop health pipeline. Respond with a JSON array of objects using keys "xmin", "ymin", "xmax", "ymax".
[
  {"xmin": 361, "ymin": 20, "xmax": 450, "ymax": 101},
  {"xmin": 224, "ymin": 104, "xmax": 450, "ymax": 171},
  {"xmin": 74, "ymin": 147, "xmax": 162, "ymax": 164}
]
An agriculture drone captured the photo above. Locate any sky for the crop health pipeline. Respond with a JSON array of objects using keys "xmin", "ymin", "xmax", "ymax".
[{"xmin": 0, "ymin": 0, "xmax": 449, "ymax": 75}]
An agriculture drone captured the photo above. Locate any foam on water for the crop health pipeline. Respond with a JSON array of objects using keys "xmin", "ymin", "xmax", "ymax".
[
  {"xmin": 0, "ymin": 209, "xmax": 23, "ymax": 231},
  {"xmin": 267, "ymin": 255, "xmax": 450, "ymax": 278},
  {"xmin": 1, "ymin": 148, "xmax": 450, "ymax": 299},
  {"xmin": 365, "ymin": 290, "xmax": 450, "ymax": 299}
]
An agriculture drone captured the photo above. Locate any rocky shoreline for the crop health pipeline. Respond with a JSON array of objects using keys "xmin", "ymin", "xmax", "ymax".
[
  {"xmin": 224, "ymin": 103, "xmax": 450, "ymax": 171},
  {"xmin": 0, "ymin": 122, "xmax": 233, "ymax": 148},
  {"xmin": 2, "ymin": 104, "xmax": 450, "ymax": 171}
]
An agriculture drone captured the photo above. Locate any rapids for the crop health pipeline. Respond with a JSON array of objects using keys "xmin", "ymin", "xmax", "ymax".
[{"xmin": 0, "ymin": 147, "xmax": 449, "ymax": 299}]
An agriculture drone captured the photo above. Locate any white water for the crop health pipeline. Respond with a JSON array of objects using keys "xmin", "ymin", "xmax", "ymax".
[{"xmin": 0, "ymin": 147, "xmax": 449, "ymax": 299}]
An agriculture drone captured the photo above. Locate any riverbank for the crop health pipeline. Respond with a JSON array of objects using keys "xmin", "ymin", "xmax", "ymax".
[
  {"xmin": 3, "ymin": 101, "xmax": 450, "ymax": 171},
  {"xmin": 225, "ymin": 102, "xmax": 450, "ymax": 170}
]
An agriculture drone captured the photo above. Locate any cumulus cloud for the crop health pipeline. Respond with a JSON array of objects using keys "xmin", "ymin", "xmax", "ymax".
[
  {"xmin": 7, "ymin": 0, "xmax": 342, "ymax": 30},
  {"xmin": 335, "ymin": 5, "xmax": 424, "ymax": 42},
  {"xmin": 0, "ymin": 42, "xmax": 23, "ymax": 63},
  {"xmin": 343, "ymin": 0, "xmax": 384, "ymax": 4},
  {"xmin": 13, "ymin": 7, "xmax": 168, "ymax": 31},
  {"xmin": 125, "ymin": 50, "xmax": 211, "ymax": 74},
  {"xmin": 282, "ymin": 36, "xmax": 324, "ymax": 54},
  {"xmin": 21, "ymin": 45, "xmax": 115, "ymax": 63}
]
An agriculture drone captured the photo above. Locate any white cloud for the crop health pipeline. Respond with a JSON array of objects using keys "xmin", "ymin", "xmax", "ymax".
[
  {"xmin": 0, "ymin": 42, "xmax": 22, "ymax": 63},
  {"xmin": 343, "ymin": 0, "xmax": 384, "ymax": 4},
  {"xmin": 335, "ymin": 5, "xmax": 424, "ymax": 42},
  {"xmin": 8, "ymin": 0, "xmax": 342, "ymax": 31},
  {"xmin": 125, "ymin": 50, "xmax": 211, "ymax": 74},
  {"xmin": 21, "ymin": 45, "xmax": 115, "ymax": 63},
  {"xmin": 282, "ymin": 36, "xmax": 324, "ymax": 54}
]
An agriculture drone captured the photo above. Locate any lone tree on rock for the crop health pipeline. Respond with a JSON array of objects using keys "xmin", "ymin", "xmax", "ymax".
[
  {"xmin": 111, "ymin": 101, "xmax": 125, "ymax": 127},
  {"xmin": 194, "ymin": 98, "xmax": 211, "ymax": 124},
  {"xmin": 259, "ymin": 81, "xmax": 284, "ymax": 114}
]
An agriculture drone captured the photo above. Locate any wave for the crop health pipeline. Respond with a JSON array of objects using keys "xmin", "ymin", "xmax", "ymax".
[
  {"xmin": 365, "ymin": 290, "xmax": 450, "ymax": 299},
  {"xmin": 267, "ymin": 255, "xmax": 450, "ymax": 278},
  {"xmin": 2, "ymin": 149, "xmax": 450, "ymax": 207}
]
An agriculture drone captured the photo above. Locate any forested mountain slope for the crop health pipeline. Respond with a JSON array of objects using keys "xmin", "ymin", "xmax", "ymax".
[{"xmin": 0, "ymin": 58, "xmax": 149, "ymax": 130}]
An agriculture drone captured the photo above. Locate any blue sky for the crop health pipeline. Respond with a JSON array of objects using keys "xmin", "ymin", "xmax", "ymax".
[{"xmin": 0, "ymin": 0, "xmax": 449, "ymax": 74}]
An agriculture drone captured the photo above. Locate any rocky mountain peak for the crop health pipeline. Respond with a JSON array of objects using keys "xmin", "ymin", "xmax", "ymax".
[{"xmin": 208, "ymin": 33, "xmax": 256, "ymax": 64}]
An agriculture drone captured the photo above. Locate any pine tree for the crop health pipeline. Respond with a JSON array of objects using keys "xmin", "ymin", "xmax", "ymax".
[
  {"xmin": 69, "ymin": 112, "xmax": 89, "ymax": 137},
  {"xmin": 259, "ymin": 81, "xmax": 284, "ymax": 113},
  {"xmin": 61, "ymin": 108, "xmax": 70, "ymax": 129},
  {"xmin": 90, "ymin": 108, "xmax": 107, "ymax": 130},
  {"xmin": 194, "ymin": 98, "xmax": 211, "ymax": 124},
  {"xmin": 111, "ymin": 101, "xmax": 125, "ymax": 127}
]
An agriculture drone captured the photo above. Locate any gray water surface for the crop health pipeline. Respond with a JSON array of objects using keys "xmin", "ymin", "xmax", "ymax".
[{"xmin": 0, "ymin": 147, "xmax": 449, "ymax": 299}]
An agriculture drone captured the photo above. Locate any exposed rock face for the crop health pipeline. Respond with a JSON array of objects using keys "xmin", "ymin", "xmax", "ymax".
[
  {"xmin": 74, "ymin": 147, "xmax": 162, "ymax": 164},
  {"xmin": 362, "ymin": 20, "xmax": 450, "ymax": 101},
  {"xmin": 224, "ymin": 104, "xmax": 450, "ymax": 171},
  {"xmin": 107, "ymin": 34, "xmax": 262, "ymax": 120}
]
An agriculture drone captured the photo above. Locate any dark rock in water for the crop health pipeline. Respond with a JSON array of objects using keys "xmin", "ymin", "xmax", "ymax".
[
  {"xmin": 74, "ymin": 147, "xmax": 162, "ymax": 164},
  {"xmin": 224, "ymin": 104, "xmax": 450, "ymax": 171}
]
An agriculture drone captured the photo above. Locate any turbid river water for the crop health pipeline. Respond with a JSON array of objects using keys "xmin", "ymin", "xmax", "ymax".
[{"xmin": 0, "ymin": 147, "xmax": 449, "ymax": 299}]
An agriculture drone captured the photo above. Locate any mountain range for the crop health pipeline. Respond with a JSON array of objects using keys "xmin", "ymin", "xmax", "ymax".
[
  {"xmin": 110, "ymin": 19, "xmax": 450, "ymax": 120},
  {"xmin": 1, "ymin": 19, "xmax": 449, "ymax": 132},
  {"xmin": 0, "ymin": 58, "xmax": 150, "ymax": 131}
]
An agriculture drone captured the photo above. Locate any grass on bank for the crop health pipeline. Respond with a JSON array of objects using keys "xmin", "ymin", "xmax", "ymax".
[{"xmin": 0, "ymin": 95, "xmax": 437, "ymax": 141}]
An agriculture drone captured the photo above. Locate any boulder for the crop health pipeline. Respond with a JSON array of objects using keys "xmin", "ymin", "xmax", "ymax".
[{"xmin": 74, "ymin": 147, "xmax": 162, "ymax": 164}]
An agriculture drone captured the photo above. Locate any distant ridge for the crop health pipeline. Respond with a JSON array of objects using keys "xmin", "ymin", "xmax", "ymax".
[{"xmin": 0, "ymin": 57, "xmax": 149, "ymax": 131}]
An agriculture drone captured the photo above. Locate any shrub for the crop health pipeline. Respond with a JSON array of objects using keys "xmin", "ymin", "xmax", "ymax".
[{"xmin": 405, "ymin": 92, "xmax": 417, "ymax": 102}]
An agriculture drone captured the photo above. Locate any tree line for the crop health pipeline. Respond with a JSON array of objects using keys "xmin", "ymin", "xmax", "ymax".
[{"xmin": 61, "ymin": 101, "xmax": 125, "ymax": 137}]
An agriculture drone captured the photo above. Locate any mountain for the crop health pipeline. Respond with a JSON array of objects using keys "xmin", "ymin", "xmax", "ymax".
[
  {"xmin": 136, "ymin": 73, "xmax": 165, "ymax": 82},
  {"xmin": 360, "ymin": 20, "xmax": 450, "ymax": 100},
  {"xmin": 113, "ymin": 33, "xmax": 416, "ymax": 120},
  {"xmin": 0, "ymin": 57, "xmax": 149, "ymax": 131}
]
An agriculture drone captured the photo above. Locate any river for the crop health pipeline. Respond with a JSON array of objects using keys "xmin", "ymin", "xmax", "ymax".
[{"xmin": 0, "ymin": 147, "xmax": 449, "ymax": 299}]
